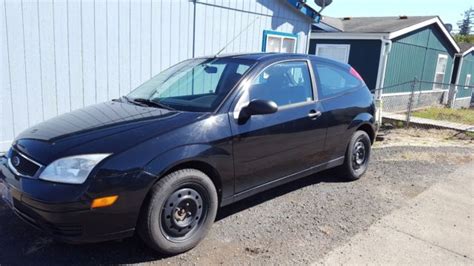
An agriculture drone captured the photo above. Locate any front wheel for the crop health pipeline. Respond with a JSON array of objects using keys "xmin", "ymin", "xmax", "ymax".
[
  {"xmin": 138, "ymin": 169, "xmax": 218, "ymax": 255},
  {"xmin": 337, "ymin": 130, "xmax": 371, "ymax": 181}
]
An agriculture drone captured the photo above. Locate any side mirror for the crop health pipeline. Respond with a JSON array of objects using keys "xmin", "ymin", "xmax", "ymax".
[{"xmin": 238, "ymin": 99, "xmax": 278, "ymax": 124}]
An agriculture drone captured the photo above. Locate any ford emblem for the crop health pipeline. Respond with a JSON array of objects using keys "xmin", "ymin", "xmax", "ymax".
[{"xmin": 11, "ymin": 156, "xmax": 20, "ymax": 167}]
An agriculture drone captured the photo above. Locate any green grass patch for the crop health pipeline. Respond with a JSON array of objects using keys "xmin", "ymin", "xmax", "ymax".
[{"xmin": 411, "ymin": 107, "xmax": 474, "ymax": 125}]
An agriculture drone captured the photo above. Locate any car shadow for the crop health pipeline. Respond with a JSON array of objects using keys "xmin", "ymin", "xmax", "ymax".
[
  {"xmin": 216, "ymin": 169, "xmax": 348, "ymax": 221},
  {"xmin": 0, "ymin": 169, "xmax": 348, "ymax": 265}
]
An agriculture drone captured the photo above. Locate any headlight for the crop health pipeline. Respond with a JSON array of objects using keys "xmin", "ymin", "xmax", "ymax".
[{"xmin": 38, "ymin": 154, "xmax": 111, "ymax": 184}]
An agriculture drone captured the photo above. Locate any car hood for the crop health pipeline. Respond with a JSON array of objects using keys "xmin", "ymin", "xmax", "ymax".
[{"xmin": 13, "ymin": 101, "xmax": 205, "ymax": 164}]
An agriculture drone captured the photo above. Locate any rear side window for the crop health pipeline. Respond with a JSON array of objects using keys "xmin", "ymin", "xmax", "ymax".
[{"xmin": 313, "ymin": 62, "xmax": 363, "ymax": 99}]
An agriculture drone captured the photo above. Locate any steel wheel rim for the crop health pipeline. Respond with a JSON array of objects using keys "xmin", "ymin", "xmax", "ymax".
[
  {"xmin": 161, "ymin": 186, "xmax": 207, "ymax": 242},
  {"xmin": 352, "ymin": 140, "xmax": 367, "ymax": 169}
]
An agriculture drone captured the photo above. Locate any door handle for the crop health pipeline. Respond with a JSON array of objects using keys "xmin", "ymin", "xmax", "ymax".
[{"xmin": 308, "ymin": 110, "xmax": 322, "ymax": 119}]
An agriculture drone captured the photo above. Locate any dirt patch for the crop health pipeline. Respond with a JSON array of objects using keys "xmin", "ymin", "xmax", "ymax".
[{"xmin": 376, "ymin": 128, "xmax": 474, "ymax": 148}]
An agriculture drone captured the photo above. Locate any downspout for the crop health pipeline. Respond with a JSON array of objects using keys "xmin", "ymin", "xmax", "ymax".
[
  {"xmin": 374, "ymin": 36, "xmax": 392, "ymax": 127},
  {"xmin": 450, "ymin": 53, "xmax": 464, "ymax": 107},
  {"xmin": 305, "ymin": 23, "xmax": 312, "ymax": 54},
  {"xmin": 192, "ymin": 0, "xmax": 197, "ymax": 58},
  {"xmin": 191, "ymin": 0, "xmax": 197, "ymax": 94},
  {"xmin": 454, "ymin": 54, "xmax": 463, "ymax": 85},
  {"xmin": 375, "ymin": 36, "xmax": 392, "ymax": 100}
]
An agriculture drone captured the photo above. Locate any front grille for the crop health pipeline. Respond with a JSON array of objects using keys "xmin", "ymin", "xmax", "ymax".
[{"xmin": 8, "ymin": 149, "xmax": 42, "ymax": 177}]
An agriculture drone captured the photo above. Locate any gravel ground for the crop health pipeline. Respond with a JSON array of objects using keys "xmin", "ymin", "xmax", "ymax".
[{"xmin": 1, "ymin": 132, "xmax": 473, "ymax": 265}]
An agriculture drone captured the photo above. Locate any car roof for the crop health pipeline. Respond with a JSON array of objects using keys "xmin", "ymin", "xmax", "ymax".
[
  {"xmin": 198, "ymin": 53, "xmax": 350, "ymax": 68},
  {"xmin": 215, "ymin": 52, "xmax": 307, "ymax": 61}
]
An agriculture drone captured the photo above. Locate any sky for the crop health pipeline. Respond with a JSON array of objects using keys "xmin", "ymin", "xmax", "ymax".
[{"xmin": 307, "ymin": 0, "xmax": 472, "ymax": 32}]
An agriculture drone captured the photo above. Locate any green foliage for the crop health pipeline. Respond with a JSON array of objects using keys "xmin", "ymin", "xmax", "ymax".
[
  {"xmin": 454, "ymin": 34, "xmax": 474, "ymax": 43},
  {"xmin": 458, "ymin": 8, "xmax": 474, "ymax": 36},
  {"xmin": 412, "ymin": 107, "xmax": 474, "ymax": 125}
]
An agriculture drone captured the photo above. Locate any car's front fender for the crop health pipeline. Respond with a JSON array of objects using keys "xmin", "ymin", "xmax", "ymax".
[{"xmin": 143, "ymin": 143, "xmax": 234, "ymax": 200}]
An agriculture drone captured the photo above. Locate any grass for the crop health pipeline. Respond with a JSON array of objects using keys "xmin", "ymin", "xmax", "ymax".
[{"xmin": 411, "ymin": 107, "xmax": 474, "ymax": 125}]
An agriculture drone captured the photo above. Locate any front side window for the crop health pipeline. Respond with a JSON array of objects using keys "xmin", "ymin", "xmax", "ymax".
[
  {"xmin": 128, "ymin": 58, "xmax": 255, "ymax": 112},
  {"xmin": 433, "ymin": 54, "xmax": 448, "ymax": 90},
  {"xmin": 314, "ymin": 63, "xmax": 363, "ymax": 99},
  {"xmin": 248, "ymin": 61, "xmax": 313, "ymax": 107}
]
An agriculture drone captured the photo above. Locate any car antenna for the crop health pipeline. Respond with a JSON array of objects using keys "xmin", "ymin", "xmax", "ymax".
[{"xmin": 213, "ymin": 15, "xmax": 261, "ymax": 58}]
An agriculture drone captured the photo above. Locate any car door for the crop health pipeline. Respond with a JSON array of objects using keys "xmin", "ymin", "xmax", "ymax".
[
  {"xmin": 311, "ymin": 59, "xmax": 372, "ymax": 160},
  {"xmin": 229, "ymin": 60, "xmax": 327, "ymax": 193}
]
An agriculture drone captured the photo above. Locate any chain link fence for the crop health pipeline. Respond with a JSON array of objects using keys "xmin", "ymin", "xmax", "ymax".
[{"xmin": 374, "ymin": 78, "xmax": 474, "ymax": 136}]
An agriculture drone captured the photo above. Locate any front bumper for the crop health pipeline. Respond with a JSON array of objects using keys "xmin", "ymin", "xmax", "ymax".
[{"xmin": 0, "ymin": 157, "xmax": 137, "ymax": 243}]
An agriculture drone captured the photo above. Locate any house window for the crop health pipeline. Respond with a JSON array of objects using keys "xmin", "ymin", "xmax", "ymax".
[
  {"xmin": 433, "ymin": 54, "xmax": 448, "ymax": 90},
  {"xmin": 262, "ymin": 30, "xmax": 297, "ymax": 53},
  {"xmin": 465, "ymin": 74, "xmax": 472, "ymax": 89},
  {"xmin": 315, "ymin": 44, "xmax": 350, "ymax": 64}
]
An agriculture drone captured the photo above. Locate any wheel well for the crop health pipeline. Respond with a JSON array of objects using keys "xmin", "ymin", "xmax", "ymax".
[
  {"xmin": 164, "ymin": 161, "xmax": 223, "ymax": 204},
  {"xmin": 136, "ymin": 161, "xmax": 223, "ymax": 231},
  {"xmin": 357, "ymin": 124, "xmax": 375, "ymax": 144}
]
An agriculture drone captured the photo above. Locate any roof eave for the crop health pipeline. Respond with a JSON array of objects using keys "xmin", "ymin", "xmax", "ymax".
[
  {"xmin": 311, "ymin": 16, "xmax": 460, "ymax": 53},
  {"xmin": 462, "ymin": 47, "xmax": 474, "ymax": 56},
  {"xmin": 387, "ymin": 17, "xmax": 459, "ymax": 52},
  {"xmin": 285, "ymin": 0, "xmax": 321, "ymax": 23}
]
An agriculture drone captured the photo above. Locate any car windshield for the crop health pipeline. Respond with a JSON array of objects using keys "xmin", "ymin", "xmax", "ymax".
[{"xmin": 127, "ymin": 58, "xmax": 255, "ymax": 112}]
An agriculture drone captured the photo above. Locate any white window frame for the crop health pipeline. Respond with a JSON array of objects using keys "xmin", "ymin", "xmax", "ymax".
[
  {"xmin": 465, "ymin": 74, "xmax": 472, "ymax": 89},
  {"xmin": 315, "ymin": 44, "xmax": 351, "ymax": 64},
  {"xmin": 433, "ymin": 54, "xmax": 448, "ymax": 90},
  {"xmin": 265, "ymin": 34, "xmax": 297, "ymax": 53}
]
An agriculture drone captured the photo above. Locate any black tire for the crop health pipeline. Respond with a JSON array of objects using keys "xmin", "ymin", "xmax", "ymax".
[
  {"xmin": 338, "ymin": 130, "xmax": 371, "ymax": 181},
  {"xmin": 138, "ymin": 169, "xmax": 218, "ymax": 255}
]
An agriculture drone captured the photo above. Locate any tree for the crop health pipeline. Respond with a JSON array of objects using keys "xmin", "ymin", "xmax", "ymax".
[
  {"xmin": 454, "ymin": 34, "xmax": 474, "ymax": 43},
  {"xmin": 458, "ymin": 8, "xmax": 474, "ymax": 35}
]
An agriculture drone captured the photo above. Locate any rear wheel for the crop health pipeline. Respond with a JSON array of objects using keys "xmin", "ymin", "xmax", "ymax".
[
  {"xmin": 138, "ymin": 169, "xmax": 218, "ymax": 255},
  {"xmin": 338, "ymin": 130, "xmax": 371, "ymax": 181}
]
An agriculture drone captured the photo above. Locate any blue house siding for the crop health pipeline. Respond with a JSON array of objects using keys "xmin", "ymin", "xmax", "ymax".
[
  {"xmin": 457, "ymin": 52, "xmax": 474, "ymax": 99},
  {"xmin": 383, "ymin": 25, "xmax": 456, "ymax": 93},
  {"xmin": 0, "ymin": 0, "xmax": 312, "ymax": 151},
  {"xmin": 308, "ymin": 39, "xmax": 382, "ymax": 91}
]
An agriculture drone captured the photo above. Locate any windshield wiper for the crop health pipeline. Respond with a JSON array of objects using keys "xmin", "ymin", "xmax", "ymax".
[{"xmin": 122, "ymin": 96, "xmax": 174, "ymax": 110}]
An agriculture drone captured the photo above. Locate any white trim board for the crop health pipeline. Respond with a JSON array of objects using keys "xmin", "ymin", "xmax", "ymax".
[
  {"xmin": 462, "ymin": 47, "xmax": 474, "ymax": 57},
  {"xmin": 455, "ymin": 96, "xmax": 473, "ymax": 100},
  {"xmin": 381, "ymin": 89, "xmax": 448, "ymax": 97}
]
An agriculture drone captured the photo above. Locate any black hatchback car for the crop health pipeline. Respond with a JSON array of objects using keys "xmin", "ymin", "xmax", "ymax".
[{"xmin": 0, "ymin": 53, "xmax": 375, "ymax": 254}]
